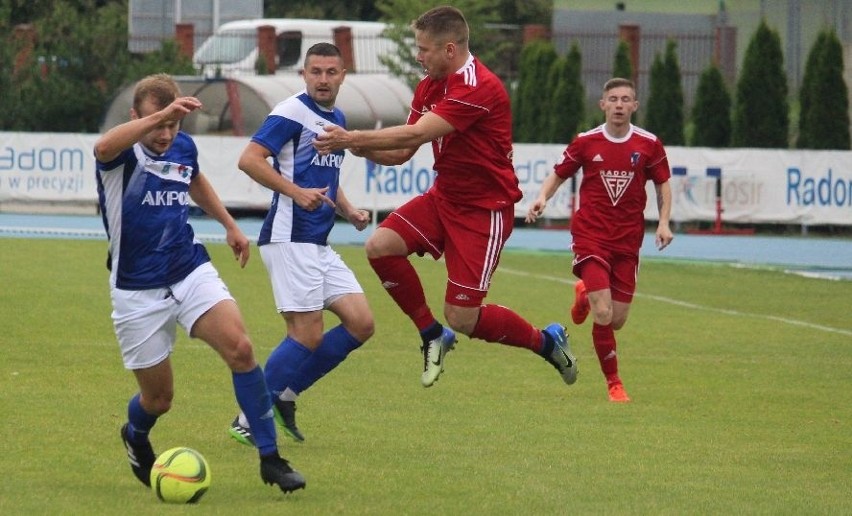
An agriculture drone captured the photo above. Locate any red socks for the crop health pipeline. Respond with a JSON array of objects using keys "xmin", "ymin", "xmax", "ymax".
[
  {"xmin": 470, "ymin": 304, "xmax": 543, "ymax": 352},
  {"xmin": 369, "ymin": 256, "xmax": 543, "ymax": 353},
  {"xmin": 368, "ymin": 256, "xmax": 434, "ymax": 330},
  {"xmin": 592, "ymin": 323, "xmax": 619, "ymax": 377}
]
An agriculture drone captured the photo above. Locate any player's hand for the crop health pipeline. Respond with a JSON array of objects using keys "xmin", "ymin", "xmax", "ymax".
[
  {"xmin": 313, "ymin": 125, "xmax": 350, "ymax": 155},
  {"xmin": 293, "ymin": 186, "xmax": 335, "ymax": 211},
  {"xmin": 348, "ymin": 208, "xmax": 371, "ymax": 231},
  {"xmin": 655, "ymin": 222, "xmax": 674, "ymax": 251},
  {"xmin": 226, "ymin": 228, "xmax": 250, "ymax": 268},
  {"xmin": 525, "ymin": 199, "xmax": 546, "ymax": 223},
  {"xmin": 162, "ymin": 97, "xmax": 203, "ymax": 122}
]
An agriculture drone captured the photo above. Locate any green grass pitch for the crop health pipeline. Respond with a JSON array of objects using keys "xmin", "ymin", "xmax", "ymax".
[{"xmin": 1, "ymin": 236, "xmax": 850, "ymax": 514}]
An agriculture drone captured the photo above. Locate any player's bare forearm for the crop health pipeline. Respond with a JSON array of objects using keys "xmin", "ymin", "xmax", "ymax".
[
  {"xmin": 238, "ymin": 143, "xmax": 300, "ymax": 199},
  {"xmin": 315, "ymin": 112, "xmax": 453, "ymax": 155},
  {"xmin": 336, "ymin": 187, "xmax": 370, "ymax": 230},
  {"xmin": 189, "ymin": 174, "xmax": 237, "ymax": 231},
  {"xmin": 655, "ymin": 181, "xmax": 673, "ymax": 250},
  {"xmin": 189, "ymin": 174, "xmax": 250, "ymax": 265},
  {"xmin": 95, "ymin": 97, "xmax": 201, "ymax": 162},
  {"xmin": 352, "ymin": 147, "xmax": 417, "ymax": 166},
  {"xmin": 525, "ymin": 173, "xmax": 567, "ymax": 223}
]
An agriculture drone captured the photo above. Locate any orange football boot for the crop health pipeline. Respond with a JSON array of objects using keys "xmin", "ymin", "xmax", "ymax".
[
  {"xmin": 607, "ymin": 381, "xmax": 631, "ymax": 403},
  {"xmin": 570, "ymin": 280, "xmax": 590, "ymax": 325}
]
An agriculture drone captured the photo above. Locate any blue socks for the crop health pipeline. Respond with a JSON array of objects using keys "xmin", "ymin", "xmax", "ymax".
[
  {"xmin": 233, "ymin": 366, "xmax": 277, "ymax": 456},
  {"xmin": 264, "ymin": 337, "xmax": 312, "ymax": 397},
  {"xmin": 290, "ymin": 325, "xmax": 362, "ymax": 393},
  {"xmin": 265, "ymin": 326, "xmax": 363, "ymax": 397},
  {"xmin": 127, "ymin": 393, "xmax": 158, "ymax": 443}
]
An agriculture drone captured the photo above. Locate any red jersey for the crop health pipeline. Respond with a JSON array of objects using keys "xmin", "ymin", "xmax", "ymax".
[
  {"xmin": 554, "ymin": 124, "xmax": 670, "ymax": 253},
  {"xmin": 408, "ymin": 55, "xmax": 521, "ymax": 210}
]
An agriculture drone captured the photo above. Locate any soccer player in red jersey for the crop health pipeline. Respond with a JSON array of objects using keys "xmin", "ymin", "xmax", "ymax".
[
  {"xmin": 314, "ymin": 5, "xmax": 577, "ymax": 388},
  {"xmin": 526, "ymin": 77, "xmax": 674, "ymax": 403}
]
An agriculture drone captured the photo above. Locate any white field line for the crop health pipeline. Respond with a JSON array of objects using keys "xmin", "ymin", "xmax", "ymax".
[{"xmin": 499, "ymin": 267, "xmax": 852, "ymax": 337}]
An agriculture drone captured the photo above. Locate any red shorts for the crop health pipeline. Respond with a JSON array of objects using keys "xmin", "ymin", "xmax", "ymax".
[
  {"xmin": 571, "ymin": 241, "xmax": 639, "ymax": 303},
  {"xmin": 381, "ymin": 191, "xmax": 513, "ymax": 307}
]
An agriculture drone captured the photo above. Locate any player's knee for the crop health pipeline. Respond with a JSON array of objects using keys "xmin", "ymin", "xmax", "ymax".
[
  {"xmin": 591, "ymin": 304, "xmax": 613, "ymax": 325},
  {"xmin": 612, "ymin": 316, "xmax": 628, "ymax": 331},
  {"xmin": 222, "ymin": 335, "xmax": 257, "ymax": 372},
  {"xmin": 351, "ymin": 317, "xmax": 375, "ymax": 343},
  {"xmin": 364, "ymin": 237, "xmax": 384, "ymax": 259},
  {"xmin": 144, "ymin": 392, "xmax": 174, "ymax": 415},
  {"xmin": 444, "ymin": 310, "xmax": 475, "ymax": 335}
]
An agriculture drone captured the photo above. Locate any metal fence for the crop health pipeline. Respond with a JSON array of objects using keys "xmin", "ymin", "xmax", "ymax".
[{"xmin": 552, "ymin": 29, "xmax": 718, "ymax": 111}]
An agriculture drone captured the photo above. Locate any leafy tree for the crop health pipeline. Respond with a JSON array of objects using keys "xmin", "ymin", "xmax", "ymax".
[
  {"xmin": 613, "ymin": 39, "xmax": 632, "ymax": 81},
  {"xmin": 1, "ymin": 0, "xmax": 196, "ymax": 132},
  {"xmin": 732, "ymin": 20, "xmax": 788, "ymax": 148},
  {"xmin": 645, "ymin": 39, "xmax": 684, "ymax": 145},
  {"xmin": 513, "ymin": 39, "xmax": 557, "ymax": 143},
  {"xmin": 126, "ymin": 40, "xmax": 196, "ymax": 81},
  {"xmin": 798, "ymin": 29, "xmax": 849, "ymax": 149},
  {"xmin": 691, "ymin": 64, "xmax": 731, "ymax": 147},
  {"xmin": 548, "ymin": 42, "xmax": 584, "ymax": 143}
]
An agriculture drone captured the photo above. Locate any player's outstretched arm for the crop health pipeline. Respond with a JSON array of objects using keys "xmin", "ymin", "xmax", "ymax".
[
  {"xmin": 314, "ymin": 112, "xmax": 453, "ymax": 155},
  {"xmin": 350, "ymin": 147, "xmax": 417, "ymax": 166}
]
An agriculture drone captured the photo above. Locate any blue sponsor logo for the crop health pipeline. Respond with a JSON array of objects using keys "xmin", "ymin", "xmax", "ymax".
[
  {"xmin": 365, "ymin": 159, "xmax": 435, "ymax": 194},
  {"xmin": 787, "ymin": 168, "xmax": 852, "ymax": 207}
]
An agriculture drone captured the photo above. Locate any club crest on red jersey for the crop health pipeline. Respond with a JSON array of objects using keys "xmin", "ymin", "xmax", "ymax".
[
  {"xmin": 600, "ymin": 170, "xmax": 634, "ymax": 206},
  {"xmin": 630, "ymin": 151, "xmax": 640, "ymax": 167}
]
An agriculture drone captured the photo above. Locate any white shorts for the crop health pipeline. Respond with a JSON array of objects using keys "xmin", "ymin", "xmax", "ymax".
[
  {"xmin": 260, "ymin": 242, "xmax": 363, "ymax": 313},
  {"xmin": 110, "ymin": 262, "xmax": 234, "ymax": 370}
]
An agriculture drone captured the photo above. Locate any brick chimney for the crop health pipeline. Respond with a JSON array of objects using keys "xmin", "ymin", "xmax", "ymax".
[
  {"xmin": 175, "ymin": 23, "xmax": 194, "ymax": 59},
  {"xmin": 334, "ymin": 26, "xmax": 355, "ymax": 72}
]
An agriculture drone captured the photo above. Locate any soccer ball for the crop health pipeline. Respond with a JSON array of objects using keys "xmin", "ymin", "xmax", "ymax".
[{"xmin": 150, "ymin": 447, "xmax": 211, "ymax": 504}]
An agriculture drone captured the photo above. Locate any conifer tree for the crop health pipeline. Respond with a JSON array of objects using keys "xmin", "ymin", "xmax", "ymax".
[
  {"xmin": 798, "ymin": 29, "xmax": 850, "ymax": 149},
  {"xmin": 548, "ymin": 42, "xmax": 584, "ymax": 143},
  {"xmin": 796, "ymin": 31, "xmax": 827, "ymax": 148},
  {"xmin": 613, "ymin": 40, "xmax": 632, "ymax": 81},
  {"xmin": 585, "ymin": 41, "xmax": 633, "ymax": 129},
  {"xmin": 732, "ymin": 20, "xmax": 788, "ymax": 148},
  {"xmin": 691, "ymin": 65, "xmax": 731, "ymax": 147},
  {"xmin": 645, "ymin": 40, "xmax": 685, "ymax": 145},
  {"xmin": 514, "ymin": 39, "xmax": 557, "ymax": 142}
]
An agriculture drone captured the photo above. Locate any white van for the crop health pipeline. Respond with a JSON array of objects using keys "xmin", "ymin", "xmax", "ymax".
[{"xmin": 193, "ymin": 18, "xmax": 398, "ymax": 77}]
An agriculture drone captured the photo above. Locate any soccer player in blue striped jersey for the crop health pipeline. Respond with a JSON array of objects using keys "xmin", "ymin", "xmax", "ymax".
[
  {"xmin": 229, "ymin": 43, "xmax": 374, "ymax": 445},
  {"xmin": 95, "ymin": 73, "xmax": 305, "ymax": 493}
]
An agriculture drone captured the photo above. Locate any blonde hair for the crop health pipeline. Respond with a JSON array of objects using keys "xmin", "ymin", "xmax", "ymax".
[{"xmin": 133, "ymin": 73, "xmax": 181, "ymax": 113}]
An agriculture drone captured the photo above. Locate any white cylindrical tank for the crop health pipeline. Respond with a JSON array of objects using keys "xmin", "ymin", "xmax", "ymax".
[{"xmin": 100, "ymin": 74, "xmax": 414, "ymax": 135}]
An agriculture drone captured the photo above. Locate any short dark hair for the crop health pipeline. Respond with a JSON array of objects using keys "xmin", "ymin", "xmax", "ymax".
[
  {"xmin": 305, "ymin": 42, "xmax": 342, "ymax": 60},
  {"xmin": 412, "ymin": 5, "xmax": 469, "ymax": 46}
]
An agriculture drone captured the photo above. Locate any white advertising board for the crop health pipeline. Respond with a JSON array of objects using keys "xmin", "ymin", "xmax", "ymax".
[{"xmin": 1, "ymin": 132, "xmax": 850, "ymax": 226}]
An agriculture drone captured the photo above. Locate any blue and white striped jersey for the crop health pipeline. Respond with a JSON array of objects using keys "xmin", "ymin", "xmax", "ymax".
[
  {"xmin": 251, "ymin": 91, "xmax": 346, "ymax": 246},
  {"xmin": 96, "ymin": 132, "xmax": 210, "ymax": 290}
]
